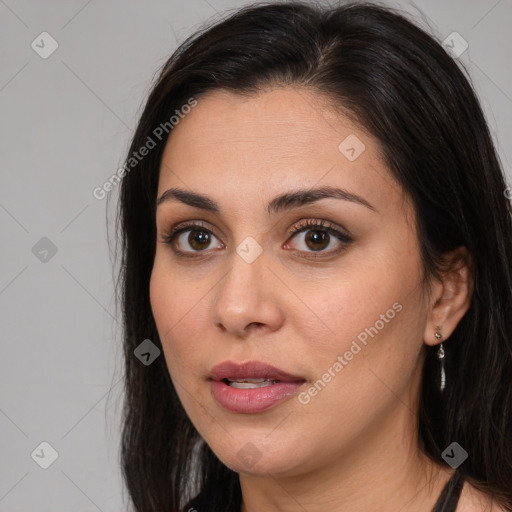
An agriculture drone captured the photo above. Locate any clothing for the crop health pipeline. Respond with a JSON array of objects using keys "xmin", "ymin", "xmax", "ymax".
[{"xmin": 431, "ymin": 470, "xmax": 464, "ymax": 512}]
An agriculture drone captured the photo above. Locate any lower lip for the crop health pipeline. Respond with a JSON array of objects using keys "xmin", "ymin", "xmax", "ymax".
[{"xmin": 210, "ymin": 380, "xmax": 304, "ymax": 413}]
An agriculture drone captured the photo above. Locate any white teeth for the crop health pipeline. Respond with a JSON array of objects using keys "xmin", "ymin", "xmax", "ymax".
[
  {"xmin": 227, "ymin": 378, "xmax": 278, "ymax": 389},
  {"xmin": 231, "ymin": 378, "xmax": 267, "ymax": 383},
  {"xmin": 229, "ymin": 381, "xmax": 275, "ymax": 389}
]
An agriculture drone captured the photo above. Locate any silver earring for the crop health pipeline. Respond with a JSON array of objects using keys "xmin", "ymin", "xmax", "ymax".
[{"xmin": 435, "ymin": 328, "xmax": 446, "ymax": 392}]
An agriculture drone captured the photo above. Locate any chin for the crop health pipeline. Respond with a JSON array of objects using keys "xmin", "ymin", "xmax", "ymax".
[{"xmin": 208, "ymin": 432, "xmax": 308, "ymax": 477}]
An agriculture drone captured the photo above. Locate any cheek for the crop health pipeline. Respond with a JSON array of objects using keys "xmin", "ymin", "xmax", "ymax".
[
  {"xmin": 149, "ymin": 257, "xmax": 209, "ymax": 378},
  {"xmin": 149, "ymin": 258, "xmax": 234, "ymax": 448},
  {"xmin": 292, "ymin": 251, "xmax": 420, "ymax": 352},
  {"xmin": 290, "ymin": 278, "xmax": 425, "ymax": 454},
  {"xmin": 293, "ymin": 247, "xmax": 426, "ymax": 404}
]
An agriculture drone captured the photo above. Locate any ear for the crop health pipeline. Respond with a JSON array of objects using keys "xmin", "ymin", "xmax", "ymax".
[{"xmin": 423, "ymin": 246, "xmax": 474, "ymax": 346}]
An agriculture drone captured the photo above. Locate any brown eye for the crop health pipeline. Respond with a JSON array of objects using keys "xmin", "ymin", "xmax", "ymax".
[
  {"xmin": 289, "ymin": 228, "xmax": 342, "ymax": 253},
  {"xmin": 187, "ymin": 230, "xmax": 212, "ymax": 251},
  {"xmin": 286, "ymin": 219, "xmax": 353, "ymax": 256},
  {"xmin": 303, "ymin": 230, "xmax": 330, "ymax": 251},
  {"xmin": 175, "ymin": 228, "xmax": 222, "ymax": 252},
  {"xmin": 161, "ymin": 224, "xmax": 224, "ymax": 255}
]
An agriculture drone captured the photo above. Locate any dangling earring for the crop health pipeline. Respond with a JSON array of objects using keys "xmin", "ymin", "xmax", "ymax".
[{"xmin": 435, "ymin": 327, "xmax": 446, "ymax": 392}]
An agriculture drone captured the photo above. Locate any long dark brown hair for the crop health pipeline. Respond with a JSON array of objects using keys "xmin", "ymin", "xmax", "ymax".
[{"xmin": 115, "ymin": 2, "xmax": 512, "ymax": 510}]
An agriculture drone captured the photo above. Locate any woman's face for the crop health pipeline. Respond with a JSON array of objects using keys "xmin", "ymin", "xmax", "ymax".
[{"xmin": 150, "ymin": 87, "xmax": 429, "ymax": 477}]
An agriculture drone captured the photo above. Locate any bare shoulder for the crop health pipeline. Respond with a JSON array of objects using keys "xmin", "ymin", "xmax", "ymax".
[{"xmin": 457, "ymin": 481, "xmax": 508, "ymax": 511}]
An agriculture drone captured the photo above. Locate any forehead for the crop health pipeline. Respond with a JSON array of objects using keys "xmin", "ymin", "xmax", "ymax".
[
  {"xmin": 157, "ymin": 87, "xmax": 405, "ymax": 217},
  {"xmin": 162, "ymin": 87, "xmax": 361, "ymax": 165}
]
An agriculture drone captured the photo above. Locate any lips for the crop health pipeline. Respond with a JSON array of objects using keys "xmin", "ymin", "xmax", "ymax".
[
  {"xmin": 208, "ymin": 361, "xmax": 306, "ymax": 413},
  {"xmin": 209, "ymin": 361, "xmax": 305, "ymax": 383}
]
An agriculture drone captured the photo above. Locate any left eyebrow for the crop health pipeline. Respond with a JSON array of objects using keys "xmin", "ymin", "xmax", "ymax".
[
  {"xmin": 156, "ymin": 185, "xmax": 377, "ymax": 214},
  {"xmin": 266, "ymin": 185, "xmax": 377, "ymax": 214}
]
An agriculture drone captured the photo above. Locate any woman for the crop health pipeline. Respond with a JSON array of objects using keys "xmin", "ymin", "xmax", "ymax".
[{"xmin": 116, "ymin": 2, "xmax": 512, "ymax": 510}]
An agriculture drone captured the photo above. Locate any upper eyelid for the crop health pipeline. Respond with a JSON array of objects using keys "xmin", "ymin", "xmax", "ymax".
[
  {"xmin": 163, "ymin": 220, "xmax": 221, "ymax": 239},
  {"xmin": 163, "ymin": 218, "xmax": 345, "ymax": 237}
]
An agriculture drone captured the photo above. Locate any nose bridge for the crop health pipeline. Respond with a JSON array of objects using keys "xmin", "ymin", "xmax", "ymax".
[
  {"xmin": 211, "ymin": 239, "xmax": 281, "ymax": 334},
  {"xmin": 216, "ymin": 242, "xmax": 266, "ymax": 311}
]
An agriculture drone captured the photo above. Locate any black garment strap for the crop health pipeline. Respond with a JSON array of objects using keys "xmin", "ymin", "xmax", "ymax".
[{"xmin": 431, "ymin": 470, "xmax": 464, "ymax": 512}]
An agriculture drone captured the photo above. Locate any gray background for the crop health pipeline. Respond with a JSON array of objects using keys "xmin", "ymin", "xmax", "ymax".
[{"xmin": 1, "ymin": 0, "xmax": 510, "ymax": 510}]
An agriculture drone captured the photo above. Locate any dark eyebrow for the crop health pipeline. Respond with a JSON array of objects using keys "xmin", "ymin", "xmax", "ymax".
[{"xmin": 156, "ymin": 185, "xmax": 376, "ymax": 214}]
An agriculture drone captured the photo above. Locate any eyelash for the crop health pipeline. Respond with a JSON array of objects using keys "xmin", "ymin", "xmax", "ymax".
[{"xmin": 160, "ymin": 219, "xmax": 353, "ymax": 259}]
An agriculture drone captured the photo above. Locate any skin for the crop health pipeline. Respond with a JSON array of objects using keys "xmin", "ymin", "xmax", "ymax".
[{"xmin": 149, "ymin": 87, "xmax": 494, "ymax": 511}]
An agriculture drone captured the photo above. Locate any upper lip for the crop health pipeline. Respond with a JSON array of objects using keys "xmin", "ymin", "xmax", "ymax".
[{"xmin": 208, "ymin": 361, "xmax": 305, "ymax": 382}]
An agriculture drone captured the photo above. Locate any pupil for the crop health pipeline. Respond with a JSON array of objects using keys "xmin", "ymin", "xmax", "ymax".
[
  {"xmin": 189, "ymin": 230, "xmax": 210, "ymax": 250},
  {"xmin": 306, "ymin": 230, "xmax": 328, "ymax": 251}
]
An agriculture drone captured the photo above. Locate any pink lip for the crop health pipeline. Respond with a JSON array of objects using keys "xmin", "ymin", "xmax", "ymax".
[
  {"xmin": 209, "ymin": 361, "xmax": 306, "ymax": 414},
  {"xmin": 209, "ymin": 361, "xmax": 304, "ymax": 382}
]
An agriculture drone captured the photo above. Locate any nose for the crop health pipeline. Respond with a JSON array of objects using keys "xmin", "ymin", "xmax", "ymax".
[{"xmin": 211, "ymin": 247, "xmax": 284, "ymax": 338}]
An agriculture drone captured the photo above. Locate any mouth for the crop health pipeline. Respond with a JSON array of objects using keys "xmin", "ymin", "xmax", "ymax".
[{"xmin": 208, "ymin": 361, "xmax": 306, "ymax": 413}]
